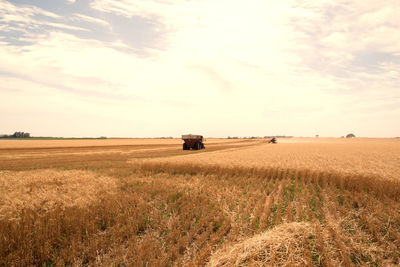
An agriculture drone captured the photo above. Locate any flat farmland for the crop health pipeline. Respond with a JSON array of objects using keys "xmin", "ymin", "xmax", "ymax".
[
  {"xmin": 1, "ymin": 138, "xmax": 399, "ymax": 266},
  {"xmin": 0, "ymin": 138, "xmax": 236, "ymax": 149},
  {"xmin": 148, "ymin": 138, "xmax": 400, "ymax": 181}
]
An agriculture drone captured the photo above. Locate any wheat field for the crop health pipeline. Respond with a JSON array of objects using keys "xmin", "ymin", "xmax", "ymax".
[{"xmin": 0, "ymin": 138, "xmax": 399, "ymax": 266}]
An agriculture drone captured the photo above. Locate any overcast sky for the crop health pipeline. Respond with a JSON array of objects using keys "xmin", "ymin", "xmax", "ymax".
[{"xmin": 0, "ymin": 0, "xmax": 399, "ymax": 137}]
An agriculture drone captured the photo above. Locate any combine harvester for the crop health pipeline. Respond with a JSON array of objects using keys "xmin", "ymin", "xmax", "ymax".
[{"xmin": 182, "ymin": 134, "xmax": 205, "ymax": 150}]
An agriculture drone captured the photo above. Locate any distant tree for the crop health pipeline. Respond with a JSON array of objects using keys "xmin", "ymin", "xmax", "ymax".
[
  {"xmin": 11, "ymin": 132, "xmax": 30, "ymax": 138},
  {"xmin": 346, "ymin": 133, "xmax": 356, "ymax": 138}
]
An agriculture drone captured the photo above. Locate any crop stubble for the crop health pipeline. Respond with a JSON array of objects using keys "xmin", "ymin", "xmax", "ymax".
[{"xmin": 0, "ymin": 138, "xmax": 399, "ymax": 266}]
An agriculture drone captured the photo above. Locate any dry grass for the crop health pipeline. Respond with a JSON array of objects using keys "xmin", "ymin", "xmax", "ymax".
[
  {"xmin": 0, "ymin": 138, "xmax": 239, "ymax": 149},
  {"xmin": 0, "ymin": 139, "xmax": 256, "ymax": 171},
  {"xmin": 208, "ymin": 222, "xmax": 319, "ymax": 266},
  {"xmin": 1, "ymin": 138, "xmax": 399, "ymax": 266},
  {"xmin": 0, "ymin": 169, "xmax": 118, "ymax": 220},
  {"xmin": 147, "ymin": 138, "xmax": 400, "ymax": 181}
]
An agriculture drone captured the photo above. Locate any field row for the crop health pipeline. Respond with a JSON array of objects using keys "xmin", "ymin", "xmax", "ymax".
[
  {"xmin": 149, "ymin": 139, "xmax": 400, "ymax": 181},
  {"xmin": 1, "ymin": 162, "xmax": 399, "ymax": 266}
]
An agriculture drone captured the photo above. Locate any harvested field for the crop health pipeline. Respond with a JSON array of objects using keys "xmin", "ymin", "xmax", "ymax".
[
  {"xmin": 0, "ymin": 169, "xmax": 118, "ymax": 220},
  {"xmin": 148, "ymin": 138, "xmax": 400, "ymax": 181},
  {"xmin": 0, "ymin": 138, "xmax": 235, "ymax": 149},
  {"xmin": 1, "ymin": 138, "xmax": 399, "ymax": 266}
]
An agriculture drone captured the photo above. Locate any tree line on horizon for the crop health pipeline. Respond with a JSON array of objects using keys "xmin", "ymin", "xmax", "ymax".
[{"xmin": 0, "ymin": 132, "xmax": 30, "ymax": 138}]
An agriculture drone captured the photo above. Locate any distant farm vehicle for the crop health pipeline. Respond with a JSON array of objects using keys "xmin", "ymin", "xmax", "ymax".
[
  {"xmin": 268, "ymin": 137, "xmax": 277, "ymax": 144},
  {"xmin": 182, "ymin": 134, "xmax": 205, "ymax": 150}
]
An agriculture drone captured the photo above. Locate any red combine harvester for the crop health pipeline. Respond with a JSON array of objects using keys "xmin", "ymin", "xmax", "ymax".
[{"xmin": 182, "ymin": 134, "xmax": 205, "ymax": 150}]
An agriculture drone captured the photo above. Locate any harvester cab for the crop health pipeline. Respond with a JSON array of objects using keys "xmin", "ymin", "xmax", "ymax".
[
  {"xmin": 182, "ymin": 134, "xmax": 205, "ymax": 150},
  {"xmin": 268, "ymin": 137, "xmax": 277, "ymax": 144}
]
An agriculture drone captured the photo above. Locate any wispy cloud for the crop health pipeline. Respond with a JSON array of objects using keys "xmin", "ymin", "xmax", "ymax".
[
  {"xmin": 188, "ymin": 65, "xmax": 234, "ymax": 94},
  {"xmin": 72, "ymin": 13, "xmax": 110, "ymax": 27},
  {"xmin": 0, "ymin": 0, "xmax": 399, "ymax": 137},
  {"xmin": 287, "ymin": 0, "xmax": 400, "ymax": 98},
  {"xmin": 0, "ymin": 0, "xmax": 60, "ymax": 19},
  {"xmin": 0, "ymin": 0, "xmax": 88, "ymax": 43},
  {"xmin": 0, "ymin": 0, "xmax": 59, "ymax": 22}
]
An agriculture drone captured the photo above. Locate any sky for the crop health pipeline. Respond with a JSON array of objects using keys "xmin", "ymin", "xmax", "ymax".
[{"xmin": 0, "ymin": 0, "xmax": 399, "ymax": 138}]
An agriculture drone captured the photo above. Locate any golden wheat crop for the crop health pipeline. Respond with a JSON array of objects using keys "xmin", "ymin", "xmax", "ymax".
[
  {"xmin": 0, "ymin": 138, "xmax": 237, "ymax": 149},
  {"xmin": 145, "ymin": 138, "xmax": 400, "ymax": 181},
  {"xmin": 0, "ymin": 138, "xmax": 399, "ymax": 266},
  {"xmin": 0, "ymin": 169, "xmax": 118, "ymax": 220}
]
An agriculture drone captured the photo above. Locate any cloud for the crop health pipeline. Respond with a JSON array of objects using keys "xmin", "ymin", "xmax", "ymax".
[
  {"xmin": 188, "ymin": 65, "xmax": 234, "ymax": 94},
  {"xmin": 72, "ymin": 13, "xmax": 110, "ymax": 27},
  {"xmin": 0, "ymin": 69, "xmax": 139, "ymax": 102},
  {"xmin": 0, "ymin": 0, "xmax": 60, "ymax": 22},
  {"xmin": 0, "ymin": 0, "xmax": 399, "ymax": 137},
  {"xmin": 90, "ymin": 0, "xmax": 178, "ymax": 20},
  {"xmin": 0, "ymin": 0, "xmax": 88, "ymax": 38},
  {"xmin": 288, "ymin": 1, "xmax": 400, "ymax": 70}
]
